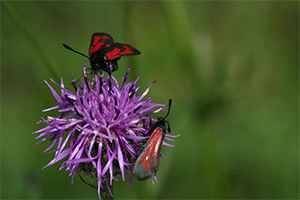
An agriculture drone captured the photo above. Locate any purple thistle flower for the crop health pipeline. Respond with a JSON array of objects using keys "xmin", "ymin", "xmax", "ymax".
[{"xmin": 33, "ymin": 63, "xmax": 179, "ymax": 199}]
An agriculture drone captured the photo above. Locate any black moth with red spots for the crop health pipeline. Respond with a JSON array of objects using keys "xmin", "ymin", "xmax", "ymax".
[
  {"xmin": 63, "ymin": 33, "xmax": 141, "ymax": 73},
  {"xmin": 133, "ymin": 99, "xmax": 172, "ymax": 181}
]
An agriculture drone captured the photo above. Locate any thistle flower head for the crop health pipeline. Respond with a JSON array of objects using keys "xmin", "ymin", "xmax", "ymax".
[{"xmin": 33, "ymin": 63, "xmax": 179, "ymax": 198}]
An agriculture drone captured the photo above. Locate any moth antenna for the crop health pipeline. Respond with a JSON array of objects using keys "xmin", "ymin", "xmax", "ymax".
[
  {"xmin": 163, "ymin": 99, "xmax": 172, "ymax": 120},
  {"xmin": 63, "ymin": 44, "xmax": 90, "ymax": 59},
  {"xmin": 166, "ymin": 120, "xmax": 171, "ymax": 133}
]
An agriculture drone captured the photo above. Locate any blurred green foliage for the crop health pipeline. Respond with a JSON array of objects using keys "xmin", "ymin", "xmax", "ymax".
[{"xmin": 1, "ymin": 1, "xmax": 298, "ymax": 199}]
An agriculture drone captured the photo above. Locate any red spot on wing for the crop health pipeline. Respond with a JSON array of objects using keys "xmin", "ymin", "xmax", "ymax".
[
  {"xmin": 93, "ymin": 36, "xmax": 108, "ymax": 45},
  {"xmin": 118, "ymin": 45, "xmax": 134, "ymax": 55},
  {"xmin": 139, "ymin": 128, "xmax": 163, "ymax": 171},
  {"xmin": 89, "ymin": 42, "xmax": 105, "ymax": 54},
  {"xmin": 106, "ymin": 47, "xmax": 121, "ymax": 60},
  {"xmin": 142, "ymin": 156, "xmax": 152, "ymax": 171},
  {"xmin": 151, "ymin": 129, "xmax": 163, "ymax": 158},
  {"xmin": 107, "ymin": 54, "xmax": 121, "ymax": 60}
]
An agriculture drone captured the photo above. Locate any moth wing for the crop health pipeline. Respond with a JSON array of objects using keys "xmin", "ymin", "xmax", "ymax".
[
  {"xmin": 133, "ymin": 128, "xmax": 163, "ymax": 181},
  {"xmin": 114, "ymin": 43, "xmax": 141, "ymax": 57},
  {"xmin": 103, "ymin": 44, "xmax": 122, "ymax": 61},
  {"xmin": 89, "ymin": 33, "xmax": 114, "ymax": 55},
  {"xmin": 103, "ymin": 42, "xmax": 141, "ymax": 61},
  {"xmin": 132, "ymin": 157, "xmax": 153, "ymax": 181}
]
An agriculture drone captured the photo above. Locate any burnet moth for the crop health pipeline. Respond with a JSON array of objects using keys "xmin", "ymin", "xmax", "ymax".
[
  {"xmin": 63, "ymin": 33, "xmax": 141, "ymax": 73},
  {"xmin": 133, "ymin": 99, "xmax": 172, "ymax": 181}
]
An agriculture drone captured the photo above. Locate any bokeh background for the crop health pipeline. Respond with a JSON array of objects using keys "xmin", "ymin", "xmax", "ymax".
[{"xmin": 1, "ymin": 1, "xmax": 298, "ymax": 199}]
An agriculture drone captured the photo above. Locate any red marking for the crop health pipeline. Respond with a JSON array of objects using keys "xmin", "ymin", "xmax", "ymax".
[
  {"xmin": 143, "ymin": 158, "xmax": 152, "ymax": 171},
  {"xmin": 142, "ymin": 147, "xmax": 152, "ymax": 170},
  {"xmin": 151, "ymin": 130, "xmax": 162, "ymax": 158},
  {"xmin": 93, "ymin": 36, "xmax": 101, "ymax": 45},
  {"xmin": 93, "ymin": 36, "xmax": 108, "ymax": 45},
  {"xmin": 106, "ymin": 44, "xmax": 111, "ymax": 48},
  {"xmin": 89, "ymin": 42, "xmax": 105, "ymax": 54},
  {"xmin": 106, "ymin": 47, "xmax": 121, "ymax": 60},
  {"xmin": 119, "ymin": 45, "xmax": 134, "ymax": 55},
  {"xmin": 140, "ymin": 128, "xmax": 163, "ymax": 171},
  {"xmin": 107, "ymin": 54, "xmax": 121, "ymax": 60}
]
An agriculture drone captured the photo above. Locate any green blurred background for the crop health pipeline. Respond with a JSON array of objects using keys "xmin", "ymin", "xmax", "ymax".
[{"xmin": 1, "ymin": 1, "xmax": 298, "ymax": 199}]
